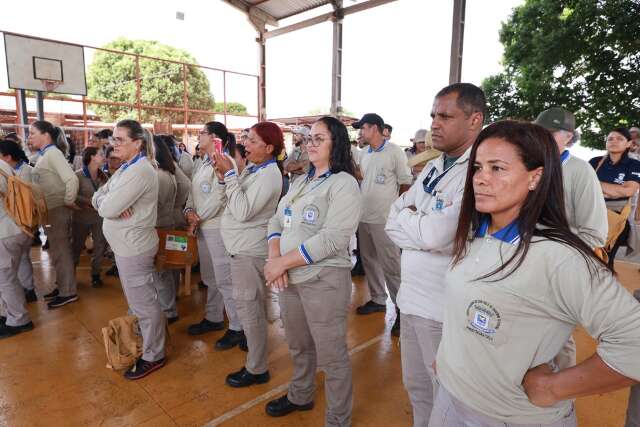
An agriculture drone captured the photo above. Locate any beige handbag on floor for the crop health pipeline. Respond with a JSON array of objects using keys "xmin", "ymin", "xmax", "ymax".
[{"xmin": 101, "ymin": 315, "xmax": 143, "ymax": 370}]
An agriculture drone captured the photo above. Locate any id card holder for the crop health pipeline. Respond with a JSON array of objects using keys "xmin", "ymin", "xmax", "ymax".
[{"xmin": 284, "ymin": 207, "xmax": 293, "ymax": 229}]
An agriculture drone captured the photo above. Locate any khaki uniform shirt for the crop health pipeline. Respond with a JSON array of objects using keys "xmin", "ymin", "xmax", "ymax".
[
  {"xmin": 93, "ymin": 155, "xmax": 159, "ymax": 257},
  {"xmin": 284, "ymin": 146, "xmax": 310, "ymax": 184},
  {"xmin": 173, "ymin": 164, "xmax": 190, "ymax": 228},
  {"xmin": 437, "ymin": 222, "xmax": 640, "ymax": 424},
  {"xmin": 156, "ymin": 169, "xmax": 177, "ymax": 229},
  {"xmin": 220, "ymin": 159, "xmax": 283, "ymax": 257},
  {"xmin": 184, "ymin": 157, "xmax": 233, "ymax": 230},
  {"xmin": 268, "ymin": 170, "xmax": 362, "ymax": 284},
  {"xmin": 15, "ymin": 161, "xmax": 33, "ymax": 182},
  {"xmin": 561, "ymin": 151, "xmax": 607, "ymax": 248},
  {"xmin": 73, "ymin": 168, "xmax": 106, "ymax": 225},
  {"xmin": 0, "ymin": 160, "xmax": 24, "ymax": 239},
  {"xmin": 359, "ymin": 141, "xmax": 413, "ymax": 224},
  {"xmin": 178, "ymin": 152, "xmax": 194, "ymax": 179},
  {"xmin": 32, "ymin": 145, "xmax": 79, "ymax": 209}
]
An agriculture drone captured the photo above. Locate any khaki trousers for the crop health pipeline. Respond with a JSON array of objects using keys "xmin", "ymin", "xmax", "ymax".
[
  {"xmin": 280, "ymin": 267, "xmax": 353, "ymax": 427},
  {"xmin": 428, "ymin": 386, "xmax": 577, "ymax": 427},
  {"xmin": 45, "ymin": 207, "xmax": 77, "ymax": 297},
  {"xmin": 198, "ymin": 228, "xmax": 240, "ymax": 330},
  {"xmin": 230, "ymin": 255, "xmax": 268, "ymax": 374},
  {"xmin": 0, "ymin": 233, "xmax": 32, "ymax": 327},
  {"xmin": 358, "ymin": 222, "xmax": 401, "ymax": 305},
  {"xmin": 115, "ymin": 248, "xmax": 166, "ymax": 362},
  {"xmin": 18, "ymin": 243, "xmax": 34, "ymax": 291},
  {"xmin": 72, "ymin": 220, "xmax": 107, "ymax": 276},
  {"xmin": 626, "ymin": 291, "xmax": 640, "ymax": 427},
  {"xmin": 401, "ymin": 314, "xmax": 442, "ymax": 427}
]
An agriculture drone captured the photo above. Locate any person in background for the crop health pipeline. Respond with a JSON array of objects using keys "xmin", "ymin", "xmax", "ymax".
[
  {"xmin": 93, "ymin": 129, "xmax": 113, "ymax": 153},
  {"xmin": 29, "ymin": 120, "xmax": 79, "ymax": 309},
  {"xmin": 383, "ymin": 124, "xmax": 393, "ymax": 141},
  {"xmin": 405, "ymin": 129, "xmax": 441, "ymax": 180},
  {"xmin": 71, "ymin": 147, "xmax": 109, "ymax": 288},
  {"xmin": 185, "ymin": 121, "xmax": 245, "ymax": 350},
  {"xmin": 284, "ymin": 126, "xmax": 310, "ymax": 185},
  {"xmin": 629, "ymin": 126, "xmax": 640, "ymax": 160},
  {"xmin": 0, "ymin": 140, "xmax": 37, "ymax": 303},
  {"xmin": 153, "ymin": 136, "xmax": 179, "ymax": 324},
  {"xmin": 0, "ymin": 153, "xmax": 35, "ymax": 339},
  {"xmin": 353, "ymin": 113, "xmax": 412, "ymax": 336},
  {"xmin": 239, "ymin": 128, "xmax": 250, "ymax": 146},
  {"xmin": 234, "ymin": 143, "xmax": 248, "ymax": 174},
  {"xmin": 264, "ymin": 116, "xmax": 362, "ymax": 425},
  {"xmin": 163, "ymin": 134, "xmax": 194, "ymax": 179},
  {"xmin": 93, "ymin": 119, "xmax": 166, "ymax": 380},
  {"xmin": 213, "ymin": 121, "xmax": 283, "ymax": 388},
  {"xmin": 157, "ymin": 135, "xmax": 190, "ymax": 229},
  {"xmin": 385, "ymin": 83, "xmax": 486, "ymax": 424},
  {"xmin": 103, "ymin": 145, "xmax": 122, "ymax": 279},
  {"xmin": 589, "ymin": 127, "xmax": 640, "ymax": 267},
  {"xmin": 178, "ymin": 142, "xmax": 188, "ymax": 153},
  {"xmin": 431, "ymin": 120, "xmax": 640, "ymax": 426}
]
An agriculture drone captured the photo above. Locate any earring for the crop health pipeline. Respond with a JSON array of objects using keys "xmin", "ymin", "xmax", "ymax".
[{"xmin": 529, "ymin": 184, "xmax": 535, "ymax": 190}]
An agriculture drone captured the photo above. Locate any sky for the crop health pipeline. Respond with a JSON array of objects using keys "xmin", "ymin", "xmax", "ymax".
[{"xmin": 1, "ymin": 0, "xmax": 602, "ymax": 158}]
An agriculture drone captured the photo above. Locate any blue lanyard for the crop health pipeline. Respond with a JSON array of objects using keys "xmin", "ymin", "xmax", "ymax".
[
  {"xmin": 560, "ymin": 150, "xmax": 570, "ymax": 165},
  {"xmin": 14, "ymin": 160, "xmax": 26, "ymax": 172},
  {"xmin": 287, "ymin": 170, "xmax": 332, "ymax": 206},
  {"xmin": 120, "ymin": 153, "xmax": 145, "ymax": 172},
  {"xmin": 247, "ymin": 158, "xmax": 276, "ymax": 174},
  {"xmin": 422, "ymin": 162, "xmax": 456, "ymax": 195},
  {"xmin": 38, "ymin": 144, "xmax": 56, "ymax": 156}
]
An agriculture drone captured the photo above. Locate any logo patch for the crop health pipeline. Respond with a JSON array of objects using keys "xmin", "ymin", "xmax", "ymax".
[
  {"xmin": 302, "ymin": 204, "xmax": 320, "ymax": 225},
  {"xmin": 200, "ymin": 182, "xmax": 212, "ymax": 193},
  {"xmin": 466, "ymin": 300, "xmax": 502, "ymax": 342},
  {"xmin": 614, "ymin": 173, "xmax": 626, "ymax": 185}
]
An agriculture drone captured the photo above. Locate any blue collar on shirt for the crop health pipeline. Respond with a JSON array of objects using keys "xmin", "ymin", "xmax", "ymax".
[
  {"xmin": 38, "ymin": 144, "xmax": 56, "ymax": 156},
  {"xmin": 560, "ymin": 150, "xmax": 571, "ymax": 165},
  {"xmin": 120, "ymin": 153, "xmax": 145, "ymax": 172},
  {"xmin": 14, "ymin": 160, "xmax": 26, "ymax": 171},
  {"xmin": 306, "ymin": 166, "xmax": 332, "ymax": 180},
  {"xmin": 247, "ymin": 158, "xmax": 276, "ymax": 174},
  {"xmin": 368, "ymin": 140, "xmax": 387, "ymax": 153},
  {"xmin": 476, "ymin": 217, "xmax": 521, "ymax": 245},
  {"xmin": 82, "ymin": 166, "xmax": 91, "ymax": 178}
]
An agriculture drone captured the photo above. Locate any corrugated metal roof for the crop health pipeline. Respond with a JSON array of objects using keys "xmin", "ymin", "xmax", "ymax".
[{"xmin": 233, "ymin": 0, "xmax": 333, "ymax": 21}]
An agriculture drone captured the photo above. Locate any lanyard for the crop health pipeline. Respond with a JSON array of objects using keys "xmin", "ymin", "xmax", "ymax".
[
  {"xmin": 422, "ymin": 161, "xmax": 456, "ymax": 194},
  {"xmin": 120, "ymin": 153, "xmax": 145, "ymax": 172},
  {"xmin": 287, "ymin": 170, "xmax": 332, "ymax": 207},
  {"xmin": 15, "ymin": 161, "xmax": 26, "ymax": 172},
  {"xmin": 38, "ymin": 144, "xmax": 56, "ymax": 156},
  {"xmin": 560, "ymin": 150, "xmax": 570, "ymax": 165}
]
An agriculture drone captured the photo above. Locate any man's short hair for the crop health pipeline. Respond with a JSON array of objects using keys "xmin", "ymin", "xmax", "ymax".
[
  {"xmin": 436, "ymin": 83, "xmax": 487, "ymax": 123},
  {"xmin": 383, "ymin": 124, "xmax": 393, "ymax": 133},
  {"xmin": 94, "ymin": 129, "xmax": 113, "ymax": 140}
]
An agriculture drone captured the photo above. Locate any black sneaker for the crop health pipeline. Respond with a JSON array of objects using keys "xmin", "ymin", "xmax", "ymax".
[
  {"xmin": 43, "ymin": 289, "xmax": 59, "ymax": 301},
  {"xmin": 391, "ymin": 308, "xmax": 401, "ymax": 337},
  {"xmin": 187, "ymin": 318, "xmax": 224, "ymax": 336},
  {"xmin": 106, "ymin": 265, "xmax": 119, "ymax": 277},
  {"xmin": 356, "ymin": 300, "xmax": 386, "ymax": 315},
  {"xmin": 215, "ymin": 329, "xmax": 246, "ymax": 350},
  {"xmin": 226, "ymin": 367, "xmax": 270, "ymax": 388},
  {"xmin": 47, "ymin": 295, "xmax": 79, "ymax": 309},
  {"xmin": 124, "ymin": 357, "xmax": 166, "ymax": 380},
  {"xmin": 24, "ymin": 289, "xmax": 38, "ymax": 303},
  {"xmin": 266, "ymin": 395, "xmax": 314, "ymax": 417},
  {"xmin": 198, "ymin": 280, "xmax": 207, "ymax": 290},
  {"xmin": 0, "ymin": 316, "xmax": 6, "ymax": 325},
  {"xmin": 91, "ymin": 274, "xmax": 103, "ymax": 288},
  {"xmin": 0, "ymin": 321, "xmax": 34, "ymax": 339},
  {"xmin": 167, "ymin": 316, "xmax": 179, "ymax": 325},
  {"xmin": 239, "ymin": 337, "xmax": 248, "ymax": 352}
]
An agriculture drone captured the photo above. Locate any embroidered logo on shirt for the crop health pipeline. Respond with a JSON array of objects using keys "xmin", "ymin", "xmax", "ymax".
[
  {"xmin": 614, "ymin": 173, "xmax": 626, "ymax": 184},
  {"xmin": 302, "ymin": 204, "xmax": 320, "ymax": 225},
  {"xmin": 466, "ymin": 300, "xmax": 502, "ymax": 342},
  {"xmin": 200, "ymin": 182, "xmax": 211, "ymax": 193}
]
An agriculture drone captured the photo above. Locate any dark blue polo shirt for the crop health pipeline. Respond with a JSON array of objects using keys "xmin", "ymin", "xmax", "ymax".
[{"xmin": 589, "ymin": 153, "xmax": 640, "ymax": 202}]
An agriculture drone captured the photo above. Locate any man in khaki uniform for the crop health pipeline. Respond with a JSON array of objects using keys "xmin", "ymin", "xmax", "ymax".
[
  {"xmin": 353, "ymin": 113, "xmax": 412, "ymax": 336},
  {"xmin": 283, "ymin": 126, "xmax": 310, "ymax": 185}
]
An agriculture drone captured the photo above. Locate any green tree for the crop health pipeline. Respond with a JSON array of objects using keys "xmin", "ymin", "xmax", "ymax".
[
  {"xmin": 87, "ymin": 38, "xmax": 216, "ymax": 123},
  {"xmin": 482, "ymin": 0, "xmax": 640, "ymax": 149},
  {"xmin": 214, "ymin": 102, "xmax": 248, "ymax": 115}
]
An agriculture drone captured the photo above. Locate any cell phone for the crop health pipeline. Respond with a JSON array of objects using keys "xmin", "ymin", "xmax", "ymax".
[{"xmin": 213, "ymin": 138, "xmax": 223, "ymax": 155}]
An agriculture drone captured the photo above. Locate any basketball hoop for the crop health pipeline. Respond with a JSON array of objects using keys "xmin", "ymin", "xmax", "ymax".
[{"xmin": 41, "ymin": 79, "xmax": 61, "ymax": 93}]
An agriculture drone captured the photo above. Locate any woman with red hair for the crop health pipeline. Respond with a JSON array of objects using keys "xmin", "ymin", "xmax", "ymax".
[{"xmin": 213, "ymin": 121, "xmax": 284, "ymax": 388}]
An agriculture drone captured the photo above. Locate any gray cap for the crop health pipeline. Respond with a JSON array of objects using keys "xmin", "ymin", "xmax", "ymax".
[{"xmin": 534, "ymin": 107, "xmax": 576, "ymax": 133}]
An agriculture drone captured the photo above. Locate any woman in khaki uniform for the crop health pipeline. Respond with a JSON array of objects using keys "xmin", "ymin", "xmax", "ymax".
[
  {"xmin": 72, "ymin": 147, "xmax": 108, "ymax": 288},
  {"xmin": 93, "ymin": 120, "xmax": 166, "ymax": 380},
  {"xmin": 29, "ymin": 121, "xmax": 79, "ymax": 309},
  {"xmin": 431, "ymin": 121, "xmax": 640, "ymax": 426},
  {"xmin": 264, "ymin": 117, "xmax": 362, "ymax": 426},
  {"xmin": 212, "ymin": 122, "xmax": 283, "ymax": 388}
]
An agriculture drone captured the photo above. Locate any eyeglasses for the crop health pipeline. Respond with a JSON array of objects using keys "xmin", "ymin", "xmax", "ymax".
[
  {"xmin": 307, "ymin": 135, "xmax": 331, "ymax": 147},
  {"xmin": 199, "ymin": 130, "xmax": 210, "ymax": 136},
  {"xmin": 111, "ymin": 137, "xmax": 132, "ymax": 146}
]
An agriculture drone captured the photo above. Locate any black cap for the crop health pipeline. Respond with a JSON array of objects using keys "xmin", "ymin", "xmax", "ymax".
[{"xmin": 352, "ymin": 113, "xmax": 384, "ymax": 129}]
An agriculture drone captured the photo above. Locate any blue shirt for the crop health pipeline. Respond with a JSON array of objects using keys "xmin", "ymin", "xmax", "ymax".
[{"xmin": 589, "ymin": 153, "xmax": 640, "ymax": 201}]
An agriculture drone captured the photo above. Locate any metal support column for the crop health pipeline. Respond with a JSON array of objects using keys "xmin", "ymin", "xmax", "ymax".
[
  {"xmin": 330, "ymin": 1, "xmax": 344, "ymax": 116},
  {"xmin": 258, "ymin": 33, "xmax": 267, "ymax": 121},
  {"xmin": 449, "ymin": 0, "xmax": 466, "ymax": 84},
  {"xmin": 16, "ymin": 89, "xmax": 29, "ymax": 139},
  {"xmin": 35, "ymin": 91, "xmax": 45, "ymax": 121}
]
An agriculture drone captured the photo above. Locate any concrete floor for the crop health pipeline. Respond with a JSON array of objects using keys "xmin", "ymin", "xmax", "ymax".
[{"xmin": 0, "ymin": 248, "xmax": 637, "ymax": 426}]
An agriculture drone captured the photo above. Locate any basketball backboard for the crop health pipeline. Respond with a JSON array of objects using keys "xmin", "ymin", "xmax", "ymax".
[{"xmin": 3, "ymin": 33, "xmax": 87, "ymax": 96}]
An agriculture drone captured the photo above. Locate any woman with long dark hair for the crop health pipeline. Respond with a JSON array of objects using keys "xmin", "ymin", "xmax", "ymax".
[
  {"xmin": 153, "ymin": 136, "xmax": 179, "ymax": 324},
  {"xmin": 93, "ymin": 120, "xmax": 166, "ymax": 380},
  {"xmin": 430, "ymin": 121, "xmax": 640, "ymax": 426},
  {"xmin": 589, "ymin": 127, "xmax": 640, "ymax": 266},
  {"xmin": 263, "ymin": 116, "xmax": 361, "ymax": 425},
  {"xmin": 157, "ymin": 135, "xmax": 190, "ymax": 228},
  {"xmin": 71, "ymin": 147, "xmax": 108, "ymax": 288},
  {"xmin": 212, "ymin": 121, "xmax": 283, "ymax": 388},
  {"xmin": 184, "ymin": 121, "xmax": 245, "ymax": 349},
  {"xmin": 28, "ymin": 120, "xmax": 79, "ymax": 309}
]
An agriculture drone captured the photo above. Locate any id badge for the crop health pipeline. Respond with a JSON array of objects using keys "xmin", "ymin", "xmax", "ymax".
[
  {"xmin": 375, "ymin": 172, "xmax": 385, "ymax": 184},
  {"xmin": 283, "ymin": 207, "xmax": 293, "ymax": 228}
]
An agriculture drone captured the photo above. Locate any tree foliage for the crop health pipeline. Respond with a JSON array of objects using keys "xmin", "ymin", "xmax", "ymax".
[
  {"xmin": 88, "ymin": 38, "xmax": 227, "ymax": 123},
  {"xmin": 482, "ymin": 0, "xmax": 640, "ymax": 149},
  {"xmin": 214, "ymin": 102, "xmax": 248, "ymax": 115}
]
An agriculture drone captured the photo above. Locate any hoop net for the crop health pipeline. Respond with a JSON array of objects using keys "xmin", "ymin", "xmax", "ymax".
[{"xmin": 41, "ymin": 79, "xmax": 61, "ymax": 93}]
